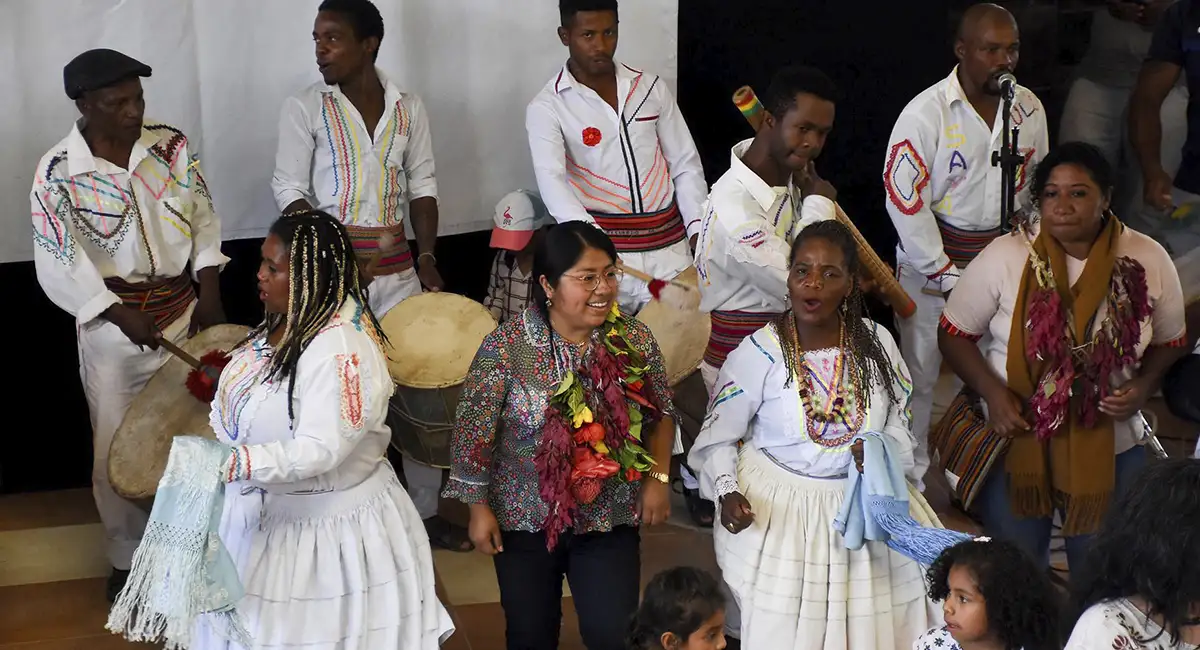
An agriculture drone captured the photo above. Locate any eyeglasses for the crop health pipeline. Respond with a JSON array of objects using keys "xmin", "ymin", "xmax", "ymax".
[{"xmin": 561, "ymin": 269, "xmax": 624, "ymax": 292}]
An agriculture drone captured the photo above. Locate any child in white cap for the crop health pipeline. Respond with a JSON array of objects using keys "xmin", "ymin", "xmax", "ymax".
[{"xmin": 484, "ymin": 190, "xmax": 551, "ymax": 323}]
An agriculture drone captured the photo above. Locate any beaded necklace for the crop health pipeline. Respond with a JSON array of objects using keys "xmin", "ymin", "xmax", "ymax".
[{"xmin": 781, "ymin": 316, "xmax": 865, "ymax": 447}]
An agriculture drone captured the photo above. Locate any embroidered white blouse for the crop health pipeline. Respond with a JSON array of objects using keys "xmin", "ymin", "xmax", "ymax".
[
  {"xmin": 30, "ymin": 121, "xmax": 229, "ymax": 326},
  {"xmin": 1066, "ymin": 599, "xmax": 1199, "ymax": 650},
  {"xmin": 883, "ymin": 66, "xmax": 1049, "ymax": 292},
  {"xmin": 212, "ymin": 299, "xmax": 394, "ymax": 493},
  {"xmin": 271, "ymin": 68, "xmax": 438, "ymax": 229},
  {"xmin": 688, "ymin": 319, "xmax": 917, "ymax": 501},
  {"xmin": 695, "ymin": 138, "xmax": 835, "ymax": 315}
]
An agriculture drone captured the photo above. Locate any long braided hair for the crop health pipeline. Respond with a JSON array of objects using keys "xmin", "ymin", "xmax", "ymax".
[
  {"xmin": 247, "ymin": 209, "xmax": 388, "ymax": 420},
  {"xmin": 775, "ymin": 219, "xmax": 899, "ymax": 405}
]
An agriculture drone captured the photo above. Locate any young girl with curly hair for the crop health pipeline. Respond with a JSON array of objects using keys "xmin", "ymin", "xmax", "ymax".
[{"xmin": 916, "ymin": 538, "xmax": 1064, "ymax": 650}]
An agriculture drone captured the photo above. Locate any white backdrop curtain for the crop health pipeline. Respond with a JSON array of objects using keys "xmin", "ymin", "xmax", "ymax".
[{"xmin": 0, "ymin": 0, "xmax": 679, "ymax": 263}]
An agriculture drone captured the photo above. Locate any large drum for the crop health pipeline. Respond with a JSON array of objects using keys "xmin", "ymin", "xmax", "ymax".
[
  {"xmin": 380, "ymin": 293, "xmax": 498, "ymax": 468},
  {"xmin": 108, "ymin": 324, "xmax": 250, "ymax": 507},
  {"xmin": 635, "ymin": 272, "xmax": 711, "ymax": 457}
]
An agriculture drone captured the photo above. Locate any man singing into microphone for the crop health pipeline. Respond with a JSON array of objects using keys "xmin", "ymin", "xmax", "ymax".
[{"xmin": 881, "ymin": 2, "xmax": 1049, "ymax": 491}]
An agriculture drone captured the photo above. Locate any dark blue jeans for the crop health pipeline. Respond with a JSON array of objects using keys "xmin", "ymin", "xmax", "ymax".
[{"xmin": 974, "ymin": 445, "xmax": 1147, "ymax": 570}]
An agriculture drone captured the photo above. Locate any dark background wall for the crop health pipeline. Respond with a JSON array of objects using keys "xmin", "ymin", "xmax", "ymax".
[{"xmin": 1, "ymin": 0, "xmax": 1090, "ymax": 494}]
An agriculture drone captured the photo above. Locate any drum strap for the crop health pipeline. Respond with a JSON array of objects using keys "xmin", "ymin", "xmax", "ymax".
[
  {"xmin": 703, "ymin": 310, "xmax": 779, "ymax": 370},
  {"xmin": 344, "ymin": 223, "xmax": 413, "ymax": 277},
  {"xmin": 105, "ymin": 273, "xmax": 196, "ymax": 329},
  {"xmin": 588, "ymin": 199, "xmax": 686, "ymax": 253}
]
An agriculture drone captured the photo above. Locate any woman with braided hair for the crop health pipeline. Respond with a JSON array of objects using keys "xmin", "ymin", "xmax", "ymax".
[
  {"xmin": 193, "ymin": 209, "xmax": 454, "ymax": 649},
  {"xmin": 688, "ymin": 219, "xmax": 943, "ymax": 650}
]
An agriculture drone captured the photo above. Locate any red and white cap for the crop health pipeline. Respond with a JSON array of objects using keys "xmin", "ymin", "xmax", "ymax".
[{"xmin": 490, "ymin": 189, "xmax": 550, "ymax": 251}]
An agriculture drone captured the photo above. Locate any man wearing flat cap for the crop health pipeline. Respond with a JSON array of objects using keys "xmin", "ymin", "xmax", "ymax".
[{"xmin": 29, "ymin": 48, "xmax": 228, "ymax": 601}]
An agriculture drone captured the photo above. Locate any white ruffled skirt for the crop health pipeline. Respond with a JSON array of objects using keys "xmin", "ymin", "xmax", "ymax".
[
  {"xmin": 715, "ymin": 446, "xmax": 943, "ymax": 650},
  {"xmin": 193, "ymin": 463, "xmax": 455, "ymax": 650}
]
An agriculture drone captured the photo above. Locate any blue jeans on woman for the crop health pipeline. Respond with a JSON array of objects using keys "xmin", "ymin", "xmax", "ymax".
[{"xmin": 974, "ymin": 445, "xmax": 1147, "ymax": 571}]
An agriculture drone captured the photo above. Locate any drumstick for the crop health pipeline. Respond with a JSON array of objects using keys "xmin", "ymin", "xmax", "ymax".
[
  {"xmin": 732, "ymin": 86, "xmax": 917, "ymax": 319},
  {"xmin": 618, "ymin": 263, "xmax": 702, "ymax": 311},
  {"xmin": 159, "ymin": 338, "xmax": 222, "ymax": 381}
]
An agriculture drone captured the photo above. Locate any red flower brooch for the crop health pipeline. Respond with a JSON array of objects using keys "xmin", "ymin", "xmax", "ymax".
[{"xmin": 582, "ymin": 127, "xmax": 602, "ymax": 147}]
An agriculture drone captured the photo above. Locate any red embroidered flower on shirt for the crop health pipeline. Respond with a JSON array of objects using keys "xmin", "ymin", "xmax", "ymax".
[{"xmin": 582, "ymin": 127, "xmax": 602, "ymax": 147}]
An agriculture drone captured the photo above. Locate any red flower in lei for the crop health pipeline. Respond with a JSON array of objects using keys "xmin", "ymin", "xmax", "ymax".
[
  {"xmin": 1025, "ymin": 256, "xmax": 1152, "ymax": 440},
  {"xmin": 582, "ymin": 127, "xmax": 602, "ymax": 147},
  {"xmin": 533, "ymin": 307, "xmax": 663, "ymax": 551}
]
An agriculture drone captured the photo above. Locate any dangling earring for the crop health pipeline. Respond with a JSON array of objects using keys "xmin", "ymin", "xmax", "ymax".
[
  {"xmin": 840, "ymin": 299, "xmax": 849, "ymax": 315},
  {"xmin": 546, "ymin": 297, "xmax": 554, "ymax": 308}
]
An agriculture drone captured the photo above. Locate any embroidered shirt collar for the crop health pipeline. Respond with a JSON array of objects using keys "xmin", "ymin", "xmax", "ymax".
[
  {"xmin": 553, "ymin": 59, "xmax": 640, "ymax": 95},
  {"xmin": 728, "ymin": 138, "xmax": 790, "ymax": 212},
  {"xmin": 322, "ymin": 67, "xmax": 404, "ymax": 109},
  {"xmin": 65, "ymin": 120, "xmax": 156, "ymax": 177}
]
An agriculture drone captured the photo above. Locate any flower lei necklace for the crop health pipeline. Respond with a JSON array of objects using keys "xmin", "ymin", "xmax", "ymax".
[
  {"xmin": 1019, "ymin": 229, "xmax": 1151, "ymax": 440},
  {"xmin": 780, "ymin": 316, "xmax": 865, "ymax": 446},
  {"xmin": 534, "ymin": 303, "xmax": 663, "ymax": 550}
]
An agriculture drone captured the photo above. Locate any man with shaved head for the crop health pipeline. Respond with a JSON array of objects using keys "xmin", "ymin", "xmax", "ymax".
[{"xmin": 882, "ymin": 2, "xmax": 1049, "ymax": 493}]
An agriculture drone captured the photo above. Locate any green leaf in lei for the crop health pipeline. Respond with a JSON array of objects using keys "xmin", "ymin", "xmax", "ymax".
[
  {"xmin": 628, "ymin": 406, "xmax": 644, "ymax": 441},
  {"xmin": 566, "ymin": 384, "xmax": 587, "ymax": 414},
  {"xmin": 553, "ymin": 372, "xmax": 576, "ymax": 398}
]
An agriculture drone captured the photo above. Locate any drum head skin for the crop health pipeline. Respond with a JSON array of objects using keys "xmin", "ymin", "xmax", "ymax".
[
  {"xmin": 380, "ymin": 293, "xmax": 498, "ymax": 388},
  {"xmin": 108, "ymin": 324, "xmax": 251, "ymax": 501},
  {"xmin": 635, "ymin": 269, "xmax": 710, "ymax": 385}
]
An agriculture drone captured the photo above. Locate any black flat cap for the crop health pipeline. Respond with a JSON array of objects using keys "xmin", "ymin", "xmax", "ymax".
[{"xmin": 63, "ymin": 49, "xmax": 152, "ymax": 100}]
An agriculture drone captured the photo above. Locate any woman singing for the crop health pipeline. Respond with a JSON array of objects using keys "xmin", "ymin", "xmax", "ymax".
[
  {"xmin": 689, "ymin": 219, "xmax": 943, "ymax": 650},
  {"xmin": 938, "ymin": 142, "xmax": 1189, "ymax": 570},
  {"xmin": 444, "ymin": 221, "xmax": 676, "ymax": 650},
  {"xmin": 195, "ymin": 210, "xmax": 455, "ymax": 649}
]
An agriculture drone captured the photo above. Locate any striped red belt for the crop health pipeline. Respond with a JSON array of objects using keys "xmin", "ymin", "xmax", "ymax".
[
  {"xmin": 344, "ymin": 223, "xmax": 412, "ymax": 277},
  {"xmin": 104, "ymin": 273, "xmax": 196, "ymax": 329},
  {"xmin": 703, "ymin": 310, "xmax": 779, "ymax": 370},
  {"xmin": 588, "ymin": 201, "xmax": 686, "ymax": 253},
  {"xmin": 937, "ymin": 219, "xmax": 1002, "ymax": 268}
]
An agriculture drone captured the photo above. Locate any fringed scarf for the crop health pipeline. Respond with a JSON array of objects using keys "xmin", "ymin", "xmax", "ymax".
[
  {"xmin": 1005, "ymin": 216, "xmax": 1149, "ymax": 536},
  {"xmin": 107, "ymin": 436, "xmax": 250, "ymax": 649}
]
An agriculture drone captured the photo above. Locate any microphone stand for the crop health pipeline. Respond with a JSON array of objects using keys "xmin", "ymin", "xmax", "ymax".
[{"xmin": 991, "ymin": 82, "xmax": 1022, "ymax": 233}]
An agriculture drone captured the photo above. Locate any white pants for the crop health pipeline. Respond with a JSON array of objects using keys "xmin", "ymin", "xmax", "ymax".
[
  {"xmin": 615, "ymin": 241, "xmax": 693, "ymax": 315},
  {"xmin": 372, "ymin": 273, "xmax": 444, "ymax": 521},
  {"xmin": 894, "ymin": 265, "xmax": 946, "ymax": 493},
  {"xmin": 79, "ymin": 301, "xmax": 195, "ymax": 570},
  {"xmin": 1059, "ymin": 77, "xmax": 1188, "ymax": 222}
]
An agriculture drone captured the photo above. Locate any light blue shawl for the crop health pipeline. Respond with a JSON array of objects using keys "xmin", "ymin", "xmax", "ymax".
[
  {"xmin": 106, "ymin": 435, "xmax": 250, "ymax": 649},
  {"xmin": 833, "ymin": 431, "xmax": 972, "ymax": 565}
]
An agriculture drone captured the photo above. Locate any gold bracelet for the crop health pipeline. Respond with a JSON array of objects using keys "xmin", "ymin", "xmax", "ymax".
[
  {"xmin": 418, "ymin": 251, "xmax": 437, "ymax": 265},
  {"xmin": 646, "ymin": 471, "xmax": 670, "ymax": 485}
]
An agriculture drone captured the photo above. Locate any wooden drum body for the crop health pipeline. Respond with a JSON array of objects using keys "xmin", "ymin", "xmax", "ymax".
[
  {"xmin": 380, "ymin": 293, "xmax": 498, "ymax": 469},
  {"xmin": 635, "ymin": 277, "xmax": 712, "ymax": 457},
  {"xmin": 107, "ymin": 324, "xmax": 251, "ymax": 508}
]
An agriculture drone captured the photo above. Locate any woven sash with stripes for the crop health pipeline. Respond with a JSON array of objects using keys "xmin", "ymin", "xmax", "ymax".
[
  {"xmin": 703, "ymin": 310, "xmax": 779, "ymax": 370},
  {"xmin": 344, "ymin": 223, "xmax": 412, "ymax": 277},
  {"xmin": 938, "ymin": 219, "xmax": 1003, "ymax": 269},
  {"xmin": 589, "ymin": 201, "xmax": 686, "ymax": 253},
  {"xmin": 104, "ymin": 273, "xmax": 196, "ymax": 330}
]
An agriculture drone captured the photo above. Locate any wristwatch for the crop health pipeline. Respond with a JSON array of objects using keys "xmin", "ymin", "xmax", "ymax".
[{"xmin": 646, "ymin": 471, "xmax": 670, "ymax": 485}]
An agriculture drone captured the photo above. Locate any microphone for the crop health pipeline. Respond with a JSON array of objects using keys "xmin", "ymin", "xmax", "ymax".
[{"xmin": 997, "ymin": 73, "xmax": 1017, "ymax": 100}]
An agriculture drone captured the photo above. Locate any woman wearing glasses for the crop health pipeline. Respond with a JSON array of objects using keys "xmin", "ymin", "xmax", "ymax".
[{"xmin": 444, "ymin": 221, "xmax": 677, "ymax": 650}]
